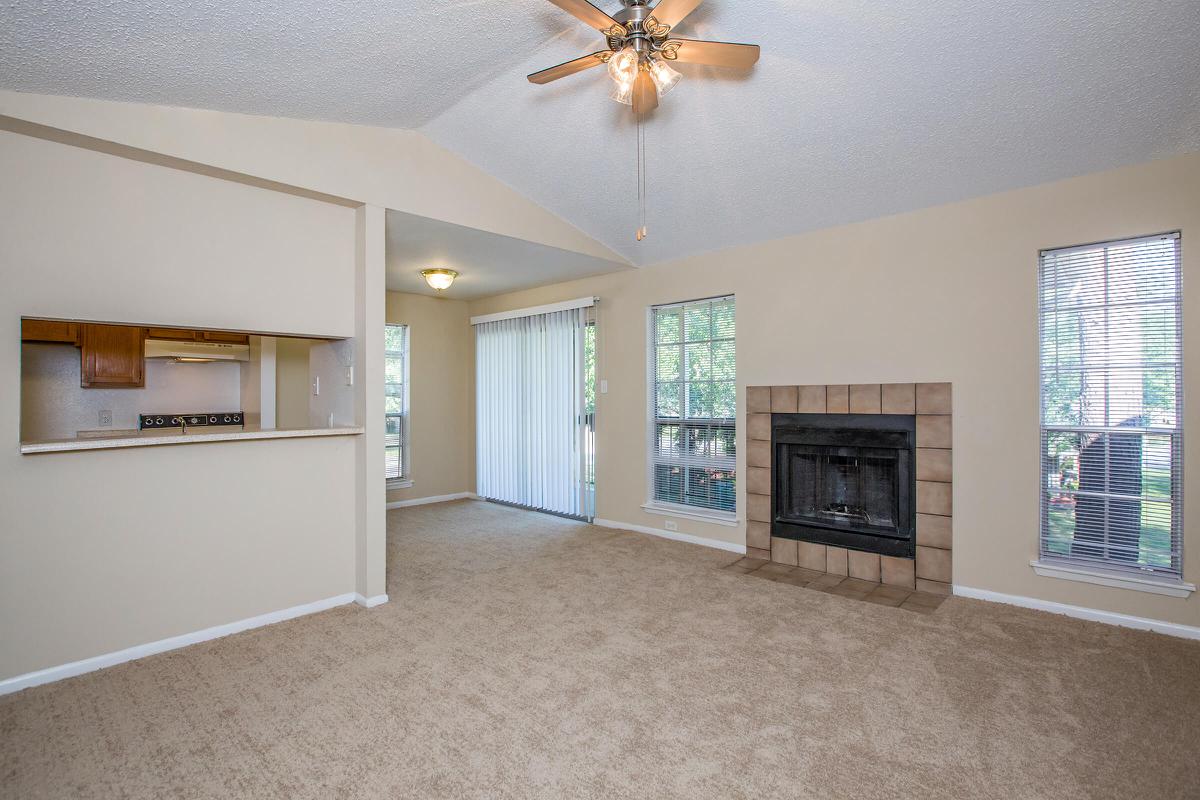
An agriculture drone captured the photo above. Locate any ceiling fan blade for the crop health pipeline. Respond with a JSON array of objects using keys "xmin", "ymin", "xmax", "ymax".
[
  {"xmin": 665, "ymin": 38, "xmax": 760, "ymax": 68},
  {"xmin": 545, "ymin": 0, "xmax": 625, "ymax": 34},
  {"xmin": 631, "ymin": 71, "xmax": 659, "ymax": 114},
  {"xmin": 649, "ymin": 0, "xmax": 704, "ymax": 31},
  {"xmin": 527, "ymin": 51, "xmax": 610, "ymax": 84}
]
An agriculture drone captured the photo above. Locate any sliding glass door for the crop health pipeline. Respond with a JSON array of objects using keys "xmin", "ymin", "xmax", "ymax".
[{"xmin": 475, "ymin": 302, "xmax": 595, "ymax": 520}]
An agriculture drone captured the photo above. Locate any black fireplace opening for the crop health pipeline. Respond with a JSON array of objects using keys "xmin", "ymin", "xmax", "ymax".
[{"xmin": 772, "ymin": 413, "xmax": 916, "ymax": 559}]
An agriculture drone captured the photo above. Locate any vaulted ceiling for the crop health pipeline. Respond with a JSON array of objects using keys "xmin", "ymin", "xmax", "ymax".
[{"xmin": 4, "ymin": 1, "xmax": 1199, "ymax": 268}]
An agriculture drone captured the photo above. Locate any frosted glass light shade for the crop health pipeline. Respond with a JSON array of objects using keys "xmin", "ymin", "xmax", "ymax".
[
  {"xmin": 607, "ymin": 46, "xmax": 639, "ymax": 86},
  {"xmin": 421, "ymin": 268, "xmax": 458, "ymax": 291},
  {"xmin": 610, "ymin": 79, "xmax": 634, "ymax": 105},
  {"xmin": 648, "ymin": 57, "xmax": 681, "ymax": 97}
]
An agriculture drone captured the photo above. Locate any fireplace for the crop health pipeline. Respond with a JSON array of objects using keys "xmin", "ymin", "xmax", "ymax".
[
  {"xmin": 772, "ymin": 413, "xmax": 916, "ymax": 558},
  {"xmin": 746, "ymin": 383, "xmax": 952, "ymax": 593}
]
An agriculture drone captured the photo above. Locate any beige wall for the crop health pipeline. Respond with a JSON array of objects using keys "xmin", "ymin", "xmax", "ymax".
[
  {"xmin": 276, "ymin": 337, "xmax": 314, "ymax": 429},
  {"xmin": 0, "ymin": 129, "xmax": 360, "ymax": 680},
  {"xmin": 385, "ymin": 291, "xmax": 474, "ymax": 504},
  {"xmin": 0, "ymin": 90, "xmax": 625, "ymax": 265},
  {"xmin": 468, "ymin": 152, "xmax": 1200, "ymax": 628}
]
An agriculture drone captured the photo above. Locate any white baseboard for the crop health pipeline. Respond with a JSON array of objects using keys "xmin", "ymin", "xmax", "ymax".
[
  {"xmin": 953, "ymin": 585, "xmax": 1200, "ymax": 640},
  {"xmin": 354, "ymin": 593, "xmax": 389, "ymax": 608},
  {"xmin": 386, "ymin": 491, "xmax": 479, "ymax": 510},
  {"xmin": 593, "ymin": 517, "xmax": 747, "ymax": 554},
  {"xmin": 0, "ymin": 592, "xmax": 358, "ymax": 696}
]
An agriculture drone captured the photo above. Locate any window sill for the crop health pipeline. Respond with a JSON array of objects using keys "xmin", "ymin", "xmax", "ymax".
[
  {"xmin": 387, "ymin": 478, "xmax": 414, "ymax": 490},
  {"xmin": 641, "ymin": 502, "xmax": 738, "ymax": 527},
  {"xmin": 1031, "ymin": 559, "xmax": 1195, "ymax": 598}
]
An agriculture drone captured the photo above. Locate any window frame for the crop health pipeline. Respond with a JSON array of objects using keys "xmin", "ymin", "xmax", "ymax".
[
  {"xmin": 385, "ymin": 323, "xmax": 410, "ymax": 486},
  {"xmin": 645, "ymin": 295, "xmax": 737, "ymax": 522},
  {"xmin": 1035, "ymin": 231, "xmax": 1187, "ymax": 591}
]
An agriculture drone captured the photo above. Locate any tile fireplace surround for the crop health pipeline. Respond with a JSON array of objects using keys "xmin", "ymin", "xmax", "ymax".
[{"xmin": 746, "ymin": 383, "xmax": 953, "ymax": 595}]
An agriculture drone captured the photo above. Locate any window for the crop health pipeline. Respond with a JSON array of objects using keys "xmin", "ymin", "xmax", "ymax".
[
  {"xmin": 1039, "ymin": 233, "xmax": 1182, "ymax": 578},
  {"xmin": 385, "ymin": 324, "xmax": 409, "ymax": 482},
  {"xmin": 649, "ymin": 296, "xmax": 736, "ymax": 516}
]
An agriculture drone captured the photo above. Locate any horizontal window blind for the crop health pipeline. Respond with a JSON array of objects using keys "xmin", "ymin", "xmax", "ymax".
[
  {"xmin": 385, "ymin": 324, "xmax": 408, "ymax": 481},
  {"xmin": 649, "ymin": 296, "xmax": 736, "ymax": 514},
  {"xmin": 1039, "ymin": 232, "xmax": 1182, "ymax": 576}
]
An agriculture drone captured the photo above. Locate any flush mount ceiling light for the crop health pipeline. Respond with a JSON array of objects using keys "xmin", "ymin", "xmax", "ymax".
[
  {"xmin": 529, "ymin": 0, "xmax": 759, "ymax": 241},
  {"xmin": 421, "ymin": 268, "xmax": 459, "ymax": 292}
]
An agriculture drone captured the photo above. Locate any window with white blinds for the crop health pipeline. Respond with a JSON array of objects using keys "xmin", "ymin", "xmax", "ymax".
[
  {"xmin": 1039, "ymin": 232, "xmax": 1182, "ymax": 577},
  {"xmin": 649, "ymin": 296, "xmax": 736, "ymax": 515},
  {"xmin": 385, "ymin": 324, "xmax": 409, "ymax": 482}
]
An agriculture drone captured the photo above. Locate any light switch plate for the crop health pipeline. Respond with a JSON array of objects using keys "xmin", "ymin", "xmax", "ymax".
[
  {"xmin": 600, "ymin": 379, "xmax": 608, "ymax": 394},
  {"xmin": 664, "ymin": 520, "xmax": 678, "ymax": 531},
  {"xmin": 98, "ymin": 410, "xmax": 112, "ymax": 427}
]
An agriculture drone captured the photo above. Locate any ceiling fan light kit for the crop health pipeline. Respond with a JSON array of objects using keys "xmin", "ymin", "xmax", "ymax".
[{"xmin": 530, "ymin": 0, "xmax": 759, "ymax": 241}]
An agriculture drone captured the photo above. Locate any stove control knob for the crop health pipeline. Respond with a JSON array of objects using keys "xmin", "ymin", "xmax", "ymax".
[
  {"xmin": 232, "ymin": 415, "xmax": 241, "ymax": 423},
  {"xmin": 155, "ymin": 417, "xmax": 164, "ymax": 425},
  {"xmin": 189, "ymin": 417, "xmax": 200, "ymax": 424},
  {"xmin": 224, "ymin": 415, "xmax": 232, "ymax": 423},
  {"xmin": 209, "ymin": 416, "xmax": 218, "ymax": 424},
  {"xmin": 170, "ymin": 417, "xmax": 179, "ymax": 425}
]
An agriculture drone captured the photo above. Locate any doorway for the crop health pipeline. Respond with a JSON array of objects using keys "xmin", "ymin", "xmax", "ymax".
[{"xmin": 474, "ymin": 299, "xmax": 596, "ymax": 521}]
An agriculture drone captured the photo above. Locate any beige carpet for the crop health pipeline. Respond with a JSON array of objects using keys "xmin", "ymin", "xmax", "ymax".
[{"xmin": 2, "ymin": 500, "xmax": 1199, "ymax": 799}]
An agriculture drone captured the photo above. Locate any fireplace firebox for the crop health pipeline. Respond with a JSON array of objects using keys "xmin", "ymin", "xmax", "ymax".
[{"xmin": 772, "ymin": 414, "xmax": 916, "ymax": 559}]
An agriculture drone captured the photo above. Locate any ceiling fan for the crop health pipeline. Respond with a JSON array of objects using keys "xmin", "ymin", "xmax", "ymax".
[
  {"xmin": 528, "ymin": 0, "xmax": 760, "ymax": 115},
  {"xmin": 529, "ymin": 0, "xmax": 759, "ymax": 241}
]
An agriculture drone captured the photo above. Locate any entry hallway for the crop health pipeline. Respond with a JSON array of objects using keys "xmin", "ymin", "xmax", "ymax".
[{"xmin": 2, "ymin": 500, "xmax": 1198, "ymax": 799}]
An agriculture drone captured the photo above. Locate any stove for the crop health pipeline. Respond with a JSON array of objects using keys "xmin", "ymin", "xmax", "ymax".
[{"xmin": 139, "ymin": 411, "xmax": 244, "ymax": 431}]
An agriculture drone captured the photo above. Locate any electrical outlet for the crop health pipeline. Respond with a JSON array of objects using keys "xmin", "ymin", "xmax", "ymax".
[
  {"xmin": 345, "ymin": 366, "xmax": 354, "ymax": 386},
  {"xmin": 98, "ymin": 410, "xmax": 112, "ymax": 427},
  {"xmin": 664, "ymin": 520, "xmax": 678, "ymax": 532}
]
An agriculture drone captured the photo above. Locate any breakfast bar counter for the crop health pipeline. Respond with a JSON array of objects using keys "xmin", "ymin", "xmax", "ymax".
[{"xmin": 20, "ymin": 426, "xmax": 364, "ymax": 454}]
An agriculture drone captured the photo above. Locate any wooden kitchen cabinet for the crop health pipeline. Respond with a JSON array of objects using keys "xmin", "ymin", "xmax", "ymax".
[
  {"xmin": 145, "ymin": 326, "xmax": 197, "ymax": 341},
  {"xmin": 21, "ymin": 318, "xmax": 79, "ymax": 344},
  {"xmin": 145, "ymin": 327, "xmax": 249, "ymax": 345},
  {"xmin": 196, "ymin": 330, "xmax": 249, "ymax": 344},
  {"xmin": 80, "ymin": 324, "xmax": 145, "ymax": 388}
]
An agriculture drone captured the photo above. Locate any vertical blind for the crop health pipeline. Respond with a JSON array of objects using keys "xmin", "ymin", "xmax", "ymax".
[
  {"xmin": 650, "ymin": 296, "xmax": 736, "ymax": 514},
  {"xmin": 475, "ymin": 307, "xmax": 592, "ymax": 519},
  {"xmin": 1039, "ymin": 232, "xmax": 1182, "ymax": 576},
  {"xmin": 384, "ymin": 324, "xmax": 408, "ymax": 481}
]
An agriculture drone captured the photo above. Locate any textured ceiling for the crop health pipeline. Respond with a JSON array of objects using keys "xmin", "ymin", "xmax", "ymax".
[
  {"xmin": 386, "ymin": 209, "xmax": 629, "ymax": 300},
  {"xmin": 424, "ymin": 0, "xmax": 1200, "ymax": 265},
  {"xmin": 4, "ymin": 1, "xmax": 1199, "ymax": 269},
  {"xmin": 0, "ymin": 0, "xmax": 569, "ymax": 128}
]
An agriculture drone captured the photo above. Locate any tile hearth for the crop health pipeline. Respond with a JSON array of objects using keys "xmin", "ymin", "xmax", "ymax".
[{"xmin": 721, "ymin": 557, "xmax": 947, "ymax": 614}]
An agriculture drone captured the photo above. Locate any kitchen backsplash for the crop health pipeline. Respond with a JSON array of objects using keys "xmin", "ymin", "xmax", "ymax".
[{"xmin": 20, "ymin": 343, "xmax": 242, "ymax": 440}]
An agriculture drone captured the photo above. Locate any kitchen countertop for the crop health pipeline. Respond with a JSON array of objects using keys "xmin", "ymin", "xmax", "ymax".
[{"xmin": 20, "ymin": 425, "xmax": 365, "ymax": 454}]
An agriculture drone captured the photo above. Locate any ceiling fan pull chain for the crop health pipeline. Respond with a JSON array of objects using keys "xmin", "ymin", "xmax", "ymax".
[{"xmin": 636, "ymin": 110, "xmax": 648, "ymax": 241}]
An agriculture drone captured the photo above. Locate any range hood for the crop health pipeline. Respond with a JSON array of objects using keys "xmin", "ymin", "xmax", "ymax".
[{"xmin": 145, "ymin": 338, "xmax": 250, "ymax": 362}]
